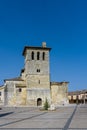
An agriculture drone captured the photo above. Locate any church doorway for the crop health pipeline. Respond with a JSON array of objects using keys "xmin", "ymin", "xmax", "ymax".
[{"xmin": 37, "ymin": 98, "xmax": 42, "ymax": 106}]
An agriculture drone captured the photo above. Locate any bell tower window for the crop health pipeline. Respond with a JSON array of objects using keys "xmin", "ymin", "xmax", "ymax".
[
  {"xmin": 31, "ymin": 51, "xmax": 34, "ymax": 60},
  {"xmin": 42, "ymin": 52, "xmax": 45, "ymax": 60},
  {"xmin": 37, "ymin": 52, "xmax": 40, "ymax": 60}
]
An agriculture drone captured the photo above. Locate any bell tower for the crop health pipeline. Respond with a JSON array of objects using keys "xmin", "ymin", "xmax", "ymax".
[{"xmin": 23, "ymin": 42, "xmax": 51, "ymax": 106}]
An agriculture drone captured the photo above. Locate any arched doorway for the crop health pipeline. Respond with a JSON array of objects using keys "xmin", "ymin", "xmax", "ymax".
[{"xmin": 37, "ymin": 98, "xmax": 42, "ymax": 106}]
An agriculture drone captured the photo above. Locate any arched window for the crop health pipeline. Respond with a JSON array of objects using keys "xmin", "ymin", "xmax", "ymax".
[
  {"xmin": 37, "ymin": 52, "xmax": 40, "ymax": 60},
  {"xmin": 31, "ymin": 52, "xmax": 34, "ymax": 60},
  {"xmin": 42, "ymin": 52, "xmax": 45, "ymax": 60}
]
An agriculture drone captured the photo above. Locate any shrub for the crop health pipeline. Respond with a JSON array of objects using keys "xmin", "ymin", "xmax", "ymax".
[{"xmin": 44, "ymin": 98, "xmax": 50, "ymax": 110}]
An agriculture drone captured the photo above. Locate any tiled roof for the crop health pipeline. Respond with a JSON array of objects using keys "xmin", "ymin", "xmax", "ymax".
[
  {"xmin": 0, "ymin": 85, "xmax": 3, "ymax": 87},
  {"xmin": 68, "ymin": 90, "xmax": 87, "ymax": 95},
  {"xmin": 0, "ymin": 85, "xmax": 4, "ymax": 89},
  {"xmin": 68, "ymin": 91, "xmax": 81, "ymax": 95},
  {"xmin": 4, "ymin": 77, "xmax": 24, "ymax": 82},
  {"xmin": 51, "ymin": 81, "xmax": 69, "ymax": 85}
]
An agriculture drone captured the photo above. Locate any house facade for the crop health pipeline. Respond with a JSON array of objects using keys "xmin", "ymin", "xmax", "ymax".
[{"xmin": 68, "ymin": 90, "xmax": 87, "ymax": 104}]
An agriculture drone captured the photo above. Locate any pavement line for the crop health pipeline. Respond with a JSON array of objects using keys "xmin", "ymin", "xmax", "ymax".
[
  {"xmin": 0, "ymin": 128, "xmax": 63, "ymax": 130},
  {"xmin": 63, "ymin": 105, "xmax": 77, "ymax": 130},
  {"xmin": 68, "ymin": 128, "xmax": 87, "ymax": 130},
  {"xmin": 0, "ymin": 112, "xmax": 47, "ymax": 127}
]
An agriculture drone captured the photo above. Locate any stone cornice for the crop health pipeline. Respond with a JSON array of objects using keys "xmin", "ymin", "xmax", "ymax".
[
  {"xmin": 51, "ymin": 81, "xmax": 69, "ymax": 85},
  {"xmin": 22, "ymin": 46, "xmax": 51, "ymax": 56}
]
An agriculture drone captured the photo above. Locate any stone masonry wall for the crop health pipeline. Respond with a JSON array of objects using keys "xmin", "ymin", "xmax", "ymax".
[
  {"xmin": 51, "ymin": 82, "xmax": 68, "ymax": 106},
  {"xmin": 24, "ymin": 48, "xmax": 51, "ymax": 106},
  {"xmin": 5, "ymin": 81, "xmax": 27, "ymax": 106}
]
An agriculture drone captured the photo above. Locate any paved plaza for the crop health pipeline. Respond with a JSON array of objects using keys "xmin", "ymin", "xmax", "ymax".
[{"xmin": 0, "ymin": 105, "xmax": 87, "ymax": 130}]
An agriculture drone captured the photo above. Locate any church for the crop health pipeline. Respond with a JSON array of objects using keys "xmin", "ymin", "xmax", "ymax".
[{"xmin": 0, "ymin": 42, "xmax": 69, "ymax": 107}]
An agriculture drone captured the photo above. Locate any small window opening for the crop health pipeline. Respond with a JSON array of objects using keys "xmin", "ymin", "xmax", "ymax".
[
  {"xmin": 19, "ymin": 88, "xmax": 22, "ymax": 92},
  {"xmin": 37, "ymin": 69, "xmax": 40, "ymax": 72},
  {"xmin": 42, "ymin": 52, "xmax": 45, "ymax": 60},
  {"xmin": 31, "ymin": 52, "xmax": 34, "ymax": 60},
  {"xmin": 38, "ymin": 80, "xmax": 40, "ymax": 84},
  {"xmin": 37, "ymin": 52, "xmax": 40, "ymax": 60},
  {"xmin": 0, "ymin": 92, "xmax": 1, "ymax": 96}
]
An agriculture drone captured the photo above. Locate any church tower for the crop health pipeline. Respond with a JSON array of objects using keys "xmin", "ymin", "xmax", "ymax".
[{"xmin": 23, "ymin": 42, "xmax": 51, "ymax": 106}]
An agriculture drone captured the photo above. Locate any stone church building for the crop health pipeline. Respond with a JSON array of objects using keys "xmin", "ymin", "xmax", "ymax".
[{"xmin": 1, "ymin": 42, "xmax": 69, "ymax": 107}]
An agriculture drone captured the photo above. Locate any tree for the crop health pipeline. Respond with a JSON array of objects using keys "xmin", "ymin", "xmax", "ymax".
[{"xmin": 44, "ymin": 98, "xmax": 50, "ymax": 110}]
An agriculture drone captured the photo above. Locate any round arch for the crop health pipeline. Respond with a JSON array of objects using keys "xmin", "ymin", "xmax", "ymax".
[{"xmin": 37, "ymin": 98, "xmax": 42, "ymax": 106}]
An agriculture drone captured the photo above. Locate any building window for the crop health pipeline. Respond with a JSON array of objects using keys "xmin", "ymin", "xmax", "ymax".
[
  {"xmin": 37, "ymin": 69, "xmax": 40, "ymax": 72},
  {"xmin": 38, "ymin": 80, "xmax": 40, "ymax": 84},
  {"xmin": 31, "ymin": 51, "xmax": 34, "ymax": 60},
  {"xmin": 19, "ymin": 88, "xmax": 22, "ymax": 92},
  {"xmin": 42, "ymin": 52, "xmax": 45, "ymax": 60},
  {"xmin": 37, "ymin": 52, "xmax": 40, "ymax": 60},
  {"xmin": 0, "ymin": 92, "xmax": 1, "ymax": 96}
]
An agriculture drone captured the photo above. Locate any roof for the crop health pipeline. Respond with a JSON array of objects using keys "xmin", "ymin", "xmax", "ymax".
[
  {"xmin": 68, "ymin": 91, "xmax": 81, "ymax": 95},
  {"xmin": 81, "ymin": 89, "xmax": 87, "ymax": 94},
  {"xmin": 0, "ymin": 85, "xmax": 4, "ymax": 90},
  {"xmin": 4, "ymin": 77, "xmax": 24, "ymax": 82},
  {"xmin": 68, "ymin": 90, "xmax": 87, "ymax": 95},
  {"xmin": 22, "ymin": 46, "xmax": 51, "ymax": 56},
  {"xmin": 0, "ymin": 85, "xmax": 3, "ymax": 87},
  {"xmin": 51, "ymin": 81, "xmax": 69, "ymax": 85}
]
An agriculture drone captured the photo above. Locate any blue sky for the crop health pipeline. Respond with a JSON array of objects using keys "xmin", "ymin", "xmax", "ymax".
[{"xmin": 0, "ymin": 0, "xmax": 87, "ymax": 91}]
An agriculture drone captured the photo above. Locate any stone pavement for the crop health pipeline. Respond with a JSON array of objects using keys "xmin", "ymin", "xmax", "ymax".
[{"xmin": 0, "ymin": 105, "xmax": 87, "ymax": 130}]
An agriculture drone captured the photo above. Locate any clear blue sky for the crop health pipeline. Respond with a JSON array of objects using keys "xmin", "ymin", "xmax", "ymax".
[{"xmin": 0, "ymin": 0, "xmax": 87, "ymax": 91}]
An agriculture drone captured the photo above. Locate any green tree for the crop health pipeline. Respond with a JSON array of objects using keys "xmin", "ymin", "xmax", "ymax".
[{"xmin": 44, "ymin": 98, "xmax": 50, "ymax": 110}]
